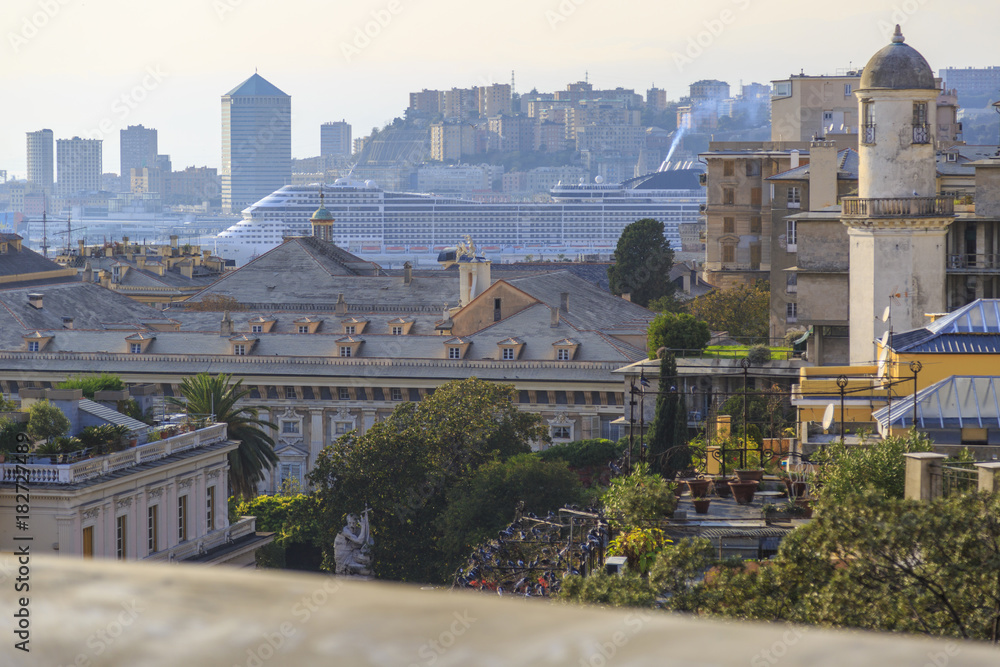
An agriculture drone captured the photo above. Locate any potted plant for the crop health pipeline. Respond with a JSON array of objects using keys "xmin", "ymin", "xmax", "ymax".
[
  {"xmin": 713, "ymin": 475, "xmax": 733, "ymax": 498},
  {"xmin": 728, "ymin": 479, "xmax": 759, "ymax": 505},
  {"xmin": 685, "ymin": 476, "xmax": 712, "ymax": 499},
  {"xmin": 692, "ymin": 497, "xmax": 711, "ymax": 515}
]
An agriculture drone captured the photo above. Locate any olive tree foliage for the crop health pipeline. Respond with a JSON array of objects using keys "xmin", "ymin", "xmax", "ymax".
[
  {"xmin": 308, "ymin": 378, "xmax": 549, "ymax": 583},
  {"xmin": 608, "ymin": 218, "xmax": 676, "ymax": 308},
  {"xmin": 647, "ymin": 312, "xmax": 711, "ymax": 357},
  {"xmin": 27, "ymin": 400, "xmax": 71, "ymax": 444}
]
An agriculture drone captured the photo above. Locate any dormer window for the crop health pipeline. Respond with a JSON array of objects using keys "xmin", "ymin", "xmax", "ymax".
[
  {"xmin": 392, "ymin": 326, "xmax": 403, "ymax": 336},
  {"xmin": 341, "ymin": 317, "xmax": 369, "ymax": 334},
  {"xmin": 340, "ymin": 346, "xmax": 352, "ymax": 357},
  {"xmin": 23, "ymin": 331, "xmax": 53, "ymax": 352},
  {"xmin": 298, "ymin": 326, "xmax": 309, "ymax": 334},
  {"xmin": 557, "ymin": 349, "xmax": 570, "ymax": 361},
  {"xmin": 497, "ymin": 337, "xmax": 524, "ymax": 360},
  {"xmin": 131, "ymin": 343, "xmax": 142, "ymax": 354},
  {"xmin": 28, "ymin": 341, "xmax": 39, "ymax": 352},
  {"xmin": 126, "ymin": 332, "xmax": 156, "ymax": 354},
  {"xmin": 502, "ymin": 348, "xmax": 514, "ymax": 360},
  {"xmin": 553, "ymin": 338, "xmax": 580, "ymax": 361},
  {"xmin": 234, "ymin": 344, "xmax": 246, "ymax": 356},
  {"xmin": 252, "ymin": 325, "xmax": 263, "ymax": 333},
  {"xmin": 345, "ymin": 326, "xmax": 356, "ymax": 335},
  {"xmin": 449, "ymin": 347, "xmax": 461, "ymax": 359},
  {"xmin": 229, "ymin": 333, "xmax": 258, "ymax": 356},
  {"xmin": 388, "ymin": 317, "xmax": 414, "ymax": 335},
  {"xmin": 247, "ymin": 316, "xmax": 276, "ymax": 333},
  {"xmin": 336, "ymin": 336, "xmax": 362, "ymax": 358},
  {"xmin": 294, "ymin": 317, "xmax": 322, "ymax": 334}
]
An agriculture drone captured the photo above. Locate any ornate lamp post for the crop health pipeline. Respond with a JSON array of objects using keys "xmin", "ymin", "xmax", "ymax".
[
  {"xmin": 740, "ymin": 357, "xmax": 751, "ymax": 469},
  {"xmin": 909, "ymin": 360, "xmax": 922, "ymax": 427},
  {"xmin": 836, "ymin": 375, "xmax": 849, "ymax": 439}
]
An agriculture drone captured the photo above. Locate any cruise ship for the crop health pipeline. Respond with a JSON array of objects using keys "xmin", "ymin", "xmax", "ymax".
[{"xmin": 213, "ymin": 170, "xmax": 704, "ymax": 266}]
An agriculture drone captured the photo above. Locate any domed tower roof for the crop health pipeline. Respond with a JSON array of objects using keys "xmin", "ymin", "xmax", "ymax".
[
  {"xmin": 859, "ymin": 25, "xmax": 935, "ymax": 90},
  {"xmin": 310, "ymin": 189, "xmax": 335, "ymax": 223}
]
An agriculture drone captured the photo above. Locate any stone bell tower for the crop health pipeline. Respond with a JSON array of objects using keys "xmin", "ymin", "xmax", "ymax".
[{"xmin": 845, "ymin": 25, "xmax": 954, "ymax": 364}]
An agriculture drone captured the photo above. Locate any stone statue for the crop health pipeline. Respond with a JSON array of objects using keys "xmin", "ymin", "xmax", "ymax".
[{"xmin": 334, "ymin": 511, "xmax": 373, "ymax": 576}]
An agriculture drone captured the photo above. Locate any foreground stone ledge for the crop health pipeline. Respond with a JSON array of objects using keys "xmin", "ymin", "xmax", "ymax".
[{"xmin": 1, "ymin": 554, "xmax": 997, "ymax": 666}]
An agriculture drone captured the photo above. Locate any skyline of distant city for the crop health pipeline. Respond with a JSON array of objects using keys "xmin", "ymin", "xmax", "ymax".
[{"xmin": 2, "ymin": 0, "xmax": 999, "ymax": 178}]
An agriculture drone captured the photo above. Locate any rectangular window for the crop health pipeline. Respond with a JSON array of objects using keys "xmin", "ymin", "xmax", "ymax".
[
  {"xmin": 207, "ymin": 486, "xmax": 216, "ymax": 531},
  {"xmin": 750, "ymin": 216, "xmax": 762, "ymax": 234},
  {"xmin": 787, "ymin": 187, "xmax": 801, "ymax": 208},
  {"xmin": 391, "ymin": 388, "xmax": 403, "ymax": 401},
  {"xmin": 448, "ymin": 347, "xmax": 461, "ymax": 359},
  {"xmin": 750, "ymin": 243, "xmax": 762, "ymax": 270},
  {"xmin": 722, "ymin": 187, "xmax": 735, "ymax": 205},
  {"xmin": 298, "ymin": 325, "xmax": 309, "ymax": 334},
  {"xmin": 233, "ymin": 344, "xmax": 246, "ymax": 356},
  {"xmin": 28, "ymin": 341, "xmax": 39, "ymax": 352},
  {"xmin": 502, "ymin": 347, "xmax": 515, "ymax": 360},
  {"xmin": 912, "ymin": 102, "xmax": 929, "ymax": 143},
  {"xmin": 551, "ymin": 426, "xmax": 571, "ymax": 440},
  {"xmin": 723, "ymin": 161, "xmax": 735, "ymax": 177},
  {"xmin": 340, "ymin": 346, "xmax": 352, "ymax": 357},
  {"xmin": 392, "ymin": 326, "xmax": 403, "ymax": 335},
  {"xmin": 334, "ymin": 421, "xmax": 351, "ymax": 435},
  {"xmin": 279, "ymin": 464, "xmax": 301, "ymax": 489},
  {"xmin": 344, "ymin": 325, "xmax": 356, "ymax": 335},
  {"xmin": 178, "ymin": 495, "xmax": 188, "ymax": 543},
  {"xmin": 786, "ymin": 220, "xmax": 797, "ymax": 251},
  {"xmin": 281, "ymin": 420, "xmax": 300, "ymax": 434},
  {"xmin": 130, "ymin": 343, "xmax": 142, "ymax": 354},
  {"xmin": 786, "ymin": 302, "xmax": 798, "ymax": 322},
  {"xmin": 557, "ymin": 348, "xmax": 570, "ymax": 361},
  {"xmin": 339, "ymin": 387, "xmax": 350, "ymax": 400},
  {"xmin": 83, "ymin": 525, "xmax": 94, "ymax": 558},
  {"xmin": 723, "ymin": 217, "xmax": 735, "ymax": 234},
  {"xmin": 750, "ymin": 188, "xmax": 762, "ymax": 206},
  {"xmin": 745, "ymin": 160, "xmax": 761, "ymax": 177},
  {"xmin": 285, "ymin": 386, "xmax": 296, "ymax": 399},
  {"xmin": 147, "ymin": 505, "xmax": 158, "ymax": 553},
  {"xmin": 786, "ymin": 272, "xmax": 798, "ymax": 293},
  {"xmin": 494, "ymin": 298, "xmax": 502, "ymax": 322},
  {"xmin": 116, "ymin": 515, "xmax": 127, "ymax": 560},
  {"xmin": 861, "ymin": 100, "xmax": 875, "ymax": 144},
  {"xmin": 722, "ymin": 244, "xmax": 735, "ymax": 264},
  {"xmin": 251, "ymin": 325, "xmax": 263, "ymax": 333},
  {"xmin": 844, "ymin": 83, "xmax": 852, "ymax": 96}
]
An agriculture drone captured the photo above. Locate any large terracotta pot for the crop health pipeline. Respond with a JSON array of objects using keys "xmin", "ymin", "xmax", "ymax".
[
  {"xmin": 692, "ymin": 498, "xmax": 712, "ymax": 515},
  {"xmin": 735, "ymin": 469, "xmax": 764, "ymax": 483},
  {"xmin": 685, "ymin": 478, "xmax": 712, "ymax": 499},
  {"xmin": 728, "ymin": 480, "xmax": 759, "ymax": 505}
]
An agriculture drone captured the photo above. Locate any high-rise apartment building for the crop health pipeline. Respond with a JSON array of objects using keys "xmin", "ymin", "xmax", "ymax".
[
  {"xmin": 26, "ymin": 129, "xmax": 54, "ymax": 195},
  {"xmin": 320, "ymin": 121, "xmax": 352, "ymax": 157},
  {"xmin": 56, "ymin": 137, "xmax": 102, "ymax": 197},
  {"xmin": 477, "ymin": 84, "xmax": 512, "ymax": 118},
  {"xmin": 939, "ymin": 66, "xmax": 1000, "ymax": 101},
  {"xmin": 120, "ymin": 125, "xmax": 158, "ymax": 192},
  {"xmin": 221, "ymin": 73, "xmax": 291, "ymax": 214}
]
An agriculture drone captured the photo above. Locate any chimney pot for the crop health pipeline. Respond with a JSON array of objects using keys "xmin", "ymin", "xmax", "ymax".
[
  {"xmin": 403, "ymin": 261, "xmax": 413, "ymax": 286},
  {"xmin": 560, "ymin": 292, "xmax": 569, "ymax": 313},
  {"xmin": 62, "ymin": 316, "xmax": 74, "ymax": 329},
  {"xmin": 28, "ymin": 293, "xmax": 43, "ymax": 309}
]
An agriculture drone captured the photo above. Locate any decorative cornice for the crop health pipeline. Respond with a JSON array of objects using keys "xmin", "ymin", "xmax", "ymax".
[
  {"xmin": 148, "ymin": 487, "xmax": 164, "ymax": 498},
  {"xmin": 115, "ymin": 497, "xmax": 133, "ymax": 510},
  {"xmin": 178, "ymin": 477, "xmax": 195, "ymax": 489},
  {"xmin": 82, "ymin": 507, "xmax": 100, "ymax": 520}
]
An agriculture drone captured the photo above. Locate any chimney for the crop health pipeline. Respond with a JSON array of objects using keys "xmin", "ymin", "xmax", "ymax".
[
  {"xmin": 550, "ymin": 306, "xmax": 560, "ymax": 327},
  {"xmin": 220, "ymin": 311, "xmax": 233, "ymax": 335},
  {"xmin": 403, "ymin": 261, "xmax": 412, "ymax": 286},
  {"xmin": 170, "ymin": 235, "xmax": 179, "ymax": 249},
  {"xmin": 560, "ymin": 292, "xmax": 569, "ymax": 313},
  {"xmin": 790, "ymin": 149, "xmax": 800, "ymax": 169},
  {"xmin": 622, "ymin": 293, "xmax": 631, "ymax": 302},
  {"xmin": 682, "ymin": 270, "xmax": 692, "ymax": 294},
  {"xmin": 77, "ymin": 239, "xmax": 85, "ymax": 256},
  {"xmin": 28, "ymin": 293, "xmax": 43, "ymax": 309},
  {"xmin": 62, "ymin": 316, "xmax": 74, "ymax": 330},
  {"xmin": 180, "ymin": 262, "xmax": 193, "ymax": 279},
  {"xmin": 336, "ymin": 293, "xmax": 347, "ymax": 316},
  {"xmin": 82, "ymin": 261, "xmax": 93, "ymax": 284}
]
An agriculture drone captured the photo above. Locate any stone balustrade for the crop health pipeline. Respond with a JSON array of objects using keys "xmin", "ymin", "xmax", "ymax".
[
  {"xmin": 841, "ymin": 196, "xmax": 954, "ymax": 218},
  {"xmin": 0, "ymin": 423, "xmax": 227, "ymax": 485}
]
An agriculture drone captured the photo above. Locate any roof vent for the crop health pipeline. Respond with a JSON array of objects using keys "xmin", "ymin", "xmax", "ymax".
[
  {"xmin": 62, "ymin": 317, "xmax": 74, "ymax": 330},
  {"xmin": 28, "ymin": 293, "xmax": 43, "ymax": 309}
]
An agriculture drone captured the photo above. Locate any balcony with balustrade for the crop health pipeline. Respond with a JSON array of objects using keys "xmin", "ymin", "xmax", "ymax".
[{"xmin": 841, "ymin": 196, "xmax": 954, "ymax": 218}]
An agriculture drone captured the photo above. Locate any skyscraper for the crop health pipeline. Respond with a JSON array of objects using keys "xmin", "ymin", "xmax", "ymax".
[
  {"xmin": 120, "ymin": 125, "xmax": 158, "ymax": 192},
  {"xmin": 56, "ymin": 137, "xmax": 102, "ymax": 197},
  {"xmin": 26, "ymin": 129, "xmax": 53, "ymax": 195},
  {"xmin": 221, "ymin": 73, "xmax": 291, "ymax": 214},
  {"xmin": 320, "ymin": 121, "xmax": 352, "ymax": 157}
]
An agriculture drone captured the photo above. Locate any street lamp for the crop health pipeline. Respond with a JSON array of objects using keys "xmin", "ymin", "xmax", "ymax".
[
  {"xmin": 909, "ymin": 360, "xmax": 922, "ymax": 428},
  {"xmin": 740, "ymin": 357, "xmax": 751, "ymax": 469},
  {"xmin": 836, "ymin": 375, "xmax": 849, "ymax": 439}
]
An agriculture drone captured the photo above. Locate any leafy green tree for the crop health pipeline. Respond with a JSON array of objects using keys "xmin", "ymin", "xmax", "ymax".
[
  {"xmin": 57, "ymin": 373, "xmax": 125, "ymax": 398},
  {"xmin": 231, "ymin": 493, "xmax": 324, "ymax": 570},
  {"xmin": 608, "ymin": 218, "xmax": 676, "ymax": 308},
  {"xmin": 646, "ymin": 352, "xmax": 688, "ymax": 478},
  {"xmin": 686, "ymin": 281, "xmax": 770, "ymax": 343},
  {"xmin": 537, "ymin": 438, "xmax": 621, "ymax": 468},
  {"xmin": 813, "ymin": 429, "xmax": 932, "ymax": 503},
  {"xmin": 647, "ymin": 293, "xmax": 686, "ymax": 314},
  {"xmin": 27, "ymin": 400, "xmax": 70, "ymax": 444},
  {"xmin": 0, "ymin": 418, "xmax": 27, "ymax": 454},
  {"xmin": 601, "ymin": 462, "xmax": 677, "ymax": 530},
  {"xmin": 438, "ymin": 453, "xmax": 581, "ymax": 558},
  {"xmin": 647, "ymin": 312, "xmax": 710, "ymax": 357},
  {"xmin": 168, "ymin": 373, "xmax": 277, "ymax": 500},
  {"xmin": 559, "ymin": 570, "xmax": 658, "ymax": 608},
  {"xmin": 717, "ymin": 385, "xmax": 793, "ymax": 441},
  {"xmin": 308, "ymin": 378, "xmax": 548, "ymax": 583}
]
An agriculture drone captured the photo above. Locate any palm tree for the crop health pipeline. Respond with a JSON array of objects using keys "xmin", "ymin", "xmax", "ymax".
[{"xmin": 168, "ymin": 373, "xmax": 278, "ymax": 499}]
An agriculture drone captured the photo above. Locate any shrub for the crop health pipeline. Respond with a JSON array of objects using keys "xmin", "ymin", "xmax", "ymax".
[
  {"xmin": 537, "ymin": 438, "xmax": 622, "ymax": 468},
  {"xmin": 601, "ymin": 463, "xmax": 677, "ymax": 530},
  {"xmin": 813, "ymin": 429, "xmax": 932, "ymax": 502},
  {"xmin": 746, "ymin": 344, "xmax": 771, "ymax": 365}
]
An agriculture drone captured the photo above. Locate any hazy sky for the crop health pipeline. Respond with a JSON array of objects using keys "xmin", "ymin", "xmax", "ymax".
[{"xmin": 2, "ymin": 0, "xmax": 997, "ymax": 178}]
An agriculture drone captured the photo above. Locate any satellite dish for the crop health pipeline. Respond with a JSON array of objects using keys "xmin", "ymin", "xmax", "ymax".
[
  {"xmin": 882, "ymin": 306, "xmax": 891, "ymax": 322},
  {"xmin": 821, "ymin": 404, "xmax": 835, "ymax": 431},
  {"xmin": 880, "ymin": 331, "xmax": 889, "ymax": 347},
  {"xmin": 877, "ymin": 347, "xmax": 888, "ymax": 379}
]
